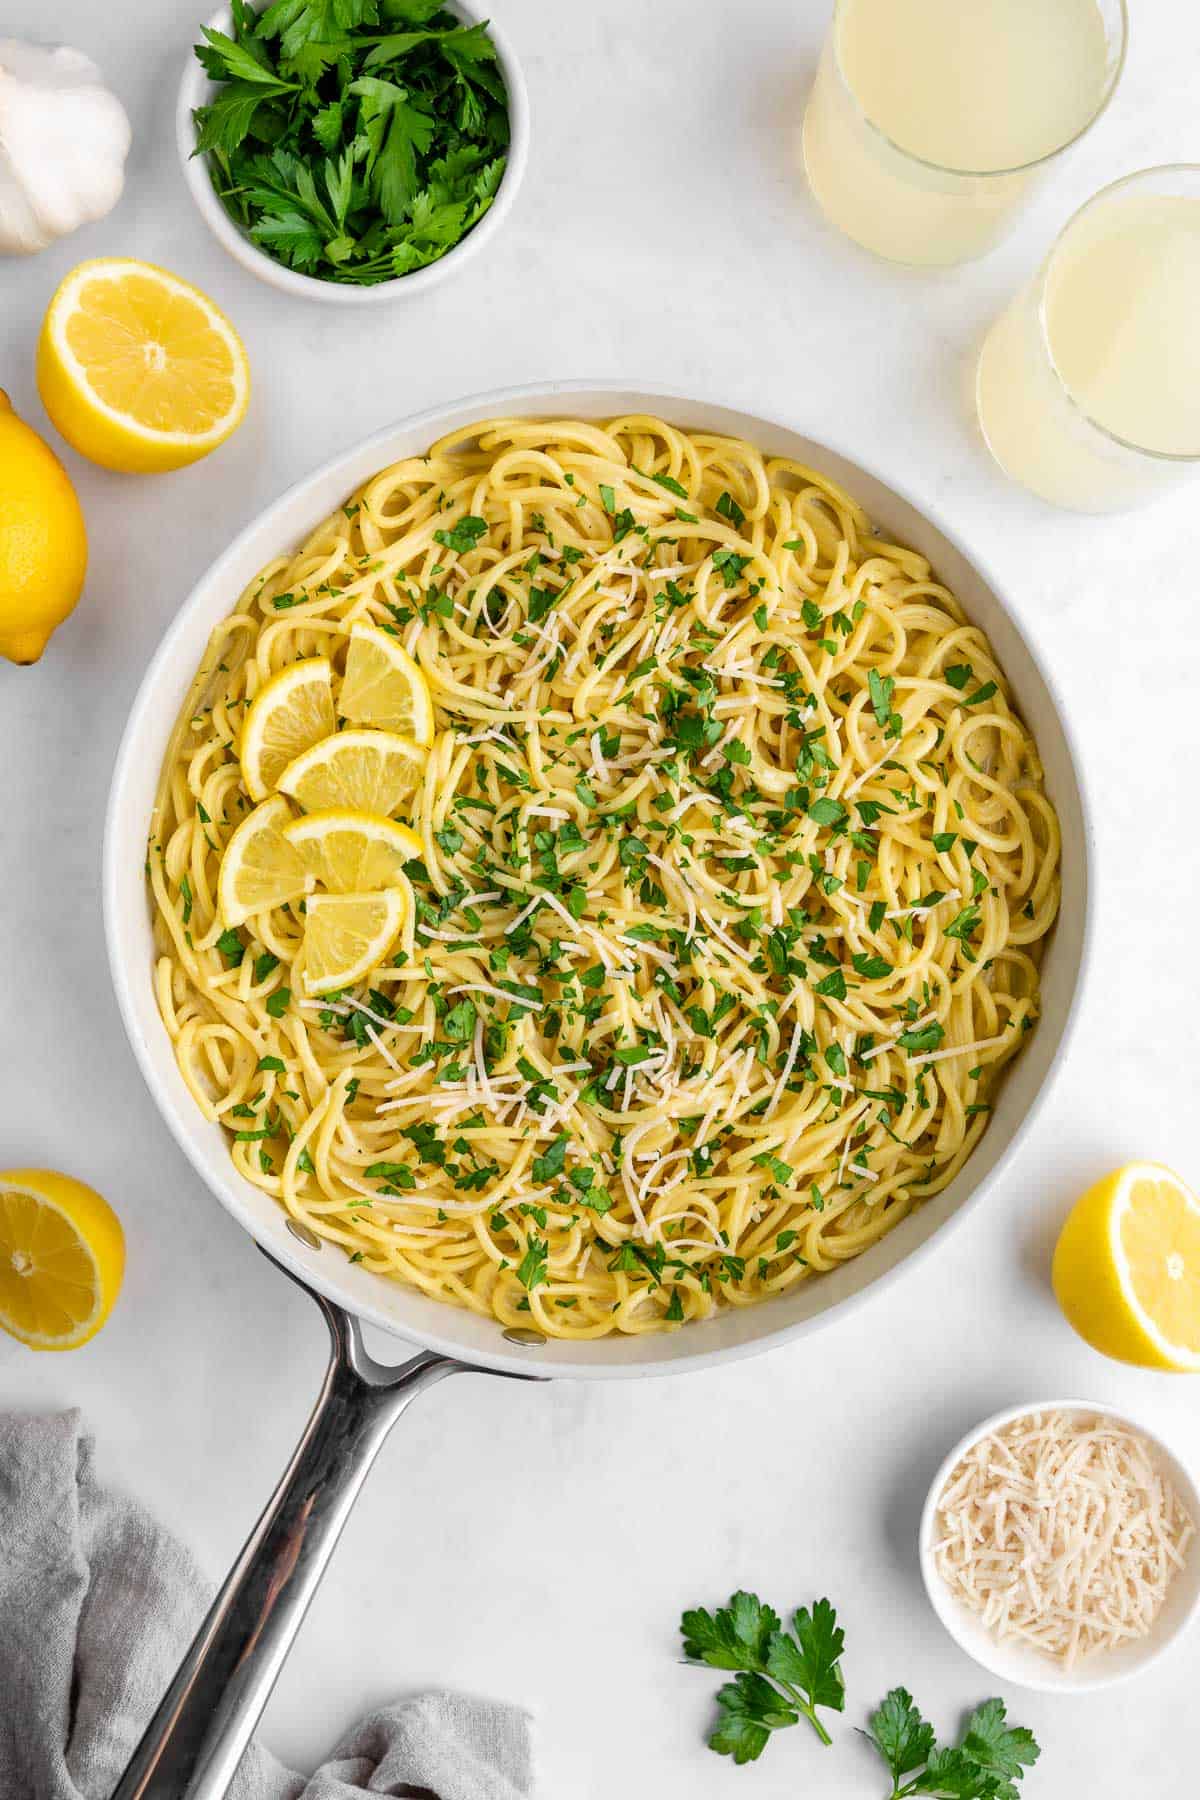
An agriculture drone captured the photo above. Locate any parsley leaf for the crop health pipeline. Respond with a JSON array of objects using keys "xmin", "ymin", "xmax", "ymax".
[
  {"xmin": 197, "ymin": 23, "xmax": 295, "ymax": 90},
  {"xmin": 531, "ymin": 1134, "xmax": 568, "ymax": 1183},
  {"xmin": 864, "ymin": 1688, "xmax": 937, "ymax": 1787},
  {"xmin": 958, "ymin": 1698, "xmax": 1041, "ymax": 1798},
  {"xmin": 434, "ymin": 513, "xmax": 488, "ymax": 555},
  {"xmin": 515, "ymin": 1234, "xmax": 548, "ymax": 1291},
  {"xmin": 852, "ymin": 952, "xmax": 891, "ymax": 979},
  {"xmin": 682, "ymin": 1591, "xmax": 781, "ymax": 1670},
  {"xmin": 712, "ymin": 548, "xmax": 750, "ymax": 588},
  {"xmin": 943, "ymin": 904, "xmax": 981, "ymax": 943},
  {"xmin": 897, "ymin": 1021, "xmax": 944, "ymax": 1054},
  {"xmin": 766, "ymin": 1599, "xmax": 845, "ymax": 1731},
  {"xmin": 868, "ymin": 665, "xmax": 903, "ymax": 738},
  {"xmin": 442, "ymin": 998, "xmax": 476, "ymax": 1042},
  {"xmin": 913, "ymin": 1746, "xmax": 1002, "ymax": 1797},
  {"xmin": 708, "ymin": 1674, "xmax": 798, "ymax": 1765},
  {"xmin": 216, "ymin": 927, "xmax": 245, "ymax": 966}
]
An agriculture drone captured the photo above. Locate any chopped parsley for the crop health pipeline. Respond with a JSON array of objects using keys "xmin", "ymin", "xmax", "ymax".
[{"xmin": 192, "ymin": 2, "xmax": 510, "ymax": 289}]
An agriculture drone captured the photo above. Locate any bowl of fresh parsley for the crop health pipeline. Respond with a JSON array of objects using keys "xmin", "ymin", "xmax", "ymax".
[{"xmin": 178, "ymin": 1, "xmax": 528, "ymax": 302}]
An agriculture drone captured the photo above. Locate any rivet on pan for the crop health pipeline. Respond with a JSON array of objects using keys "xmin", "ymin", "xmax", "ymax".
[
  {"xmin": 286, "ymin": 1219, "xmax": 323, "ymax": 1251},
  {"xmin": 502, "ymin": 1327, "xmax": 546, "ymax": 1347}
]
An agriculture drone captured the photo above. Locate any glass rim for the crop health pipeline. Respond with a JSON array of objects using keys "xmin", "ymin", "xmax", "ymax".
[
  {"xmin": 1034, "ymin": 163, "xmax": 1200, "ymax": 465},
  {"xmin": 829, "ymin": 0, "xmax": 1129, "ymax": 182}
]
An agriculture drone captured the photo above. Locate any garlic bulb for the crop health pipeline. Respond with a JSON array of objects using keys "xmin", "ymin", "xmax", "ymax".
[{"xmin": 0, "ymin": 42, "xmax": 131, "ymax": 254}]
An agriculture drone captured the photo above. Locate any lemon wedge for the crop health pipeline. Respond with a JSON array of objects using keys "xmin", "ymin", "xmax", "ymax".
[
  {"xmin": 240, "ymin": 659, "xmax": 336, "ymax": 801},
  {"xmin": 1053, "ymin": 1162, "xmax": 1200, "ymax": 1372},
  {"xmin": 0, "ymin": 1169, "xmax": 125, "ymax": 1351},
  {"xmin": 283, "ymin": 810, "xmax": 421, "ymax": 893},
  {"xmin": 340, "ymin": 623, "xmax": 434, "ymax": 744},
  {"xmin": 37, "ymin": 258, "xmax": 250, "ymax": 474},
  {"xmin": 278, "ymin": 728, "xmax": 426, "ymax": 816},
  {"xmin": 218, "ymin": 794, "xmax": 312, "ymax": 927},
  {"xmin": 302, "ymin": 889, "xmax": 407, "ymax": 994}
]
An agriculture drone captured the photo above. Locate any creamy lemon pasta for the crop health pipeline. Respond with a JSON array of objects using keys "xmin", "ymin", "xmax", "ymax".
[{"xmin": 149, "ymin": 415, "xmax": 1061, "ymax": 1338}]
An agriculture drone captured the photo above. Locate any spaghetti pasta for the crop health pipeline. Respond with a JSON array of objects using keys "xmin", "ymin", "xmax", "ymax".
[{"xmin": 149, "ymin": 415, "xmax": 1061, "ymax": 1338}]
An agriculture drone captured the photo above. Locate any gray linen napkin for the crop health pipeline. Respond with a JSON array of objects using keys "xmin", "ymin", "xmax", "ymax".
[{"xmin": 0, "ymin": 1412, "xmax": 534, "ymax": 1800}]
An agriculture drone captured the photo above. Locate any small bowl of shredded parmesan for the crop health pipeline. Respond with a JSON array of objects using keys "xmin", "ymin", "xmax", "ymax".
[{"xmin": 920, "ymin": 1402, "xmax": 1200, "ymax": 1691}]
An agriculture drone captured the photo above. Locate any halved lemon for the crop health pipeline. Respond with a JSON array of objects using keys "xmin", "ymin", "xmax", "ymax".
[
  {"xmin": 283, "ymin": 810, "xmax": 421, "ymax": 893},
  {"xmin": 302, "ymin": 889, "xmax": 406, "ymax": 994},
  {"xmin": 1053, "ymin": 1162, "xmax": 1200, "ymax": 1372},
  {"xmin": 0, "ymin": 1169, "xmax": 125, "ymax": 1351},
  {"xmin": 339, "ymin": 623, "xmax": 434, "ymax": 744},
  {"xmin": 218, "ymin": 794, "xmax": 312, "ymax": 926},
  {"xmin": 240, "ymin": 659, "xmax": 336, "ymax": 801},
  {"xmin": 278, "ymin": 728, "xmax": 426, "ymax": 816},
  {"xmin": 37, "ymin": 258, "xmax": 250, "ymax": 474}
]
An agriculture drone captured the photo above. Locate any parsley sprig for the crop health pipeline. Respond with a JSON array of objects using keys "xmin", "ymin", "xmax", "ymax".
[
  {"xmin": 864, "ymin": 1690, "xmax": 1040, "ymax": 1799},
  {"xmin": 681, "ymin": 1591, "xmax": 845, "ymax": 1759},
  {"xmin": 192, "ymin": 0, "xmax": 509, "ymax": 286}
]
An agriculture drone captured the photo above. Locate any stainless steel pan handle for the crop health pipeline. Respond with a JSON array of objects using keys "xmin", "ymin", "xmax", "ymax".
[{"xmin": 112, "ymin": 1254, "xmax": 516, "ymax": 1800}]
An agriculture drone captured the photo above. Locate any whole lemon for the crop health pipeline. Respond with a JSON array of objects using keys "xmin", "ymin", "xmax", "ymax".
[{"xmin": 0, "ymin": 390, "xmax": 88, "ymax": 664}]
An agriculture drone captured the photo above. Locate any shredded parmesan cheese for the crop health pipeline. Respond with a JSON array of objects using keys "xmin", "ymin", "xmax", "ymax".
[{"xmin": 933, "ymin": 1410, "xmax": 1194, "ymax": 1669}]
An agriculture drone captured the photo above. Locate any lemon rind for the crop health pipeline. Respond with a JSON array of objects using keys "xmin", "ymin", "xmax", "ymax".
[{"xmin": 283, "ymin": 808, "xmax": 422, "ymax": 853}]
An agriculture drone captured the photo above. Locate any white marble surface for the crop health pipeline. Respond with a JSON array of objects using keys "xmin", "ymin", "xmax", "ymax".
[{"xmin": 3, "ymin": 2, "xmax": 1200, "ymax": 1794}]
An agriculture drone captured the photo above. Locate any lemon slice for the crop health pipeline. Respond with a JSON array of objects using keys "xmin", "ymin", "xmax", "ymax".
[
  {"xmin": 37, "ymin": 258, "xmax": 250, "ymax": 474},
  {"xmin": 1052, "ymin": 1162, "xmax": 1200, "ymax": 1371},
  {"xmin": 283, "ymin": 810, "xmax": 421, "ymax": 894},
  {"xmin": 302, "ymin": 889, "xmax": 406, "ymax": 994},
  {"xmin": 278, "ymin": 728, "xmax": 427, "ymax": 816},
  {"xmin": 240, "ymin": 659, "xmax": 336, "ymax": 802},
  {"xmin": 0, "ymin": 1169, "xmax": 125, "ymax": 1351},
  {"xmin": 340, "ymin": 623, "xmax": 434, "ymax": 744},
  {"xmin": 218, "ymin": 794, "xmax": 312, "ymax": 926}
]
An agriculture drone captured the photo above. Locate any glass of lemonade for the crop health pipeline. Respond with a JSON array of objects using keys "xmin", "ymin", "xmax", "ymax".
[
  {"xmin": 977, "ymin": 167, "xmax": 1200, "ymax": 512},
  {"xmin": 978, "ymin": 166, "xmax": 1200, "ymax": 514},
  {"xmin": 803, "ymin": 0, "xmax": 1127, "ymax": 267}
]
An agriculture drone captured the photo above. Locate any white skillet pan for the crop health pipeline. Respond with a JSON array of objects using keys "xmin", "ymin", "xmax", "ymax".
[{"xmin": 103, "ymin": 383, "xmax": 1092, "ymax": 1798}]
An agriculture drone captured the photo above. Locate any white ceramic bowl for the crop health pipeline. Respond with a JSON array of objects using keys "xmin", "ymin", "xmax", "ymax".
[
  {"xmin": 103, "ymin": 380, "xmax": 1093, "ymax": 1380},
  {"xmin": 177, "ymin": 3, "xmax": 529, "ymax": 304},
  {"xmin": 920, "ymin": 1399, "xmax": 1200, "ymax": 1692}
]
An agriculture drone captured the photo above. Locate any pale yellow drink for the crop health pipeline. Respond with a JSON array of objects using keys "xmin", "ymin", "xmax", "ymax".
[
  {"xmin": 978, "ymin": 169, "xmax": 1200, "ymax": 512},
  {"xmin": 803, "ymin": 0, "xmax": 1123, "ymax": 266}
]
